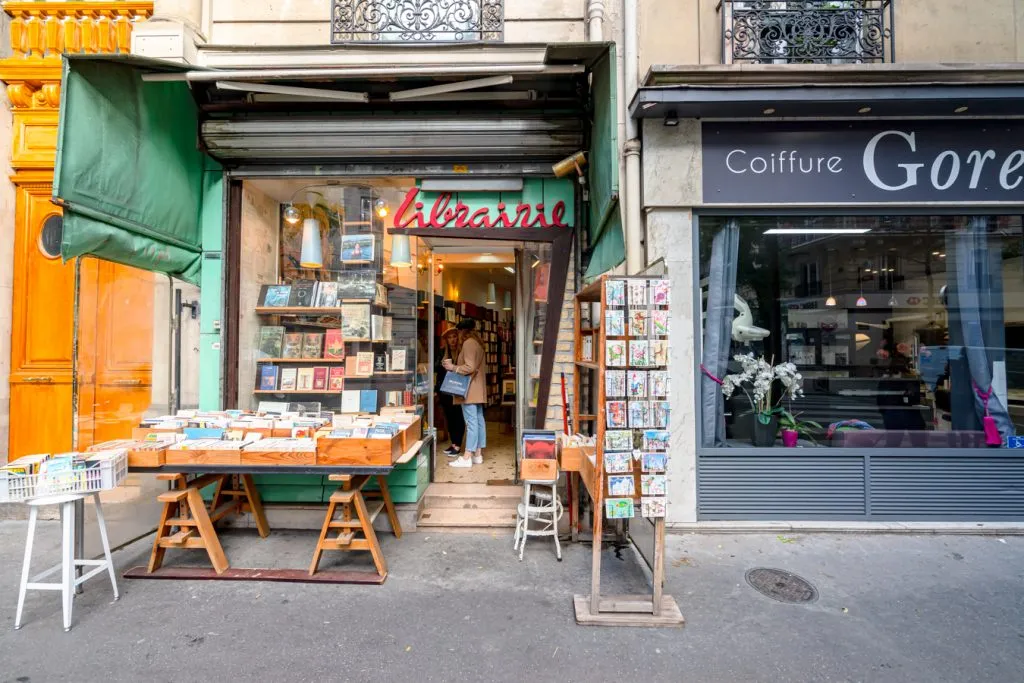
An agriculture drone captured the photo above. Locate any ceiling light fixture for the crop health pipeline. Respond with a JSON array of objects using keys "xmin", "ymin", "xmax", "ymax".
[
  {"xmin": 954, "ymin": 106, "xmax": 969, "ymax": 113},
  {"xmin": 764, "ymin": 228, "xmax": 871, "ymax": 235},
  {"xmin": 763, "ymin": 107, "xmax": 776, "ymax": 115},
  {"xmin": 858, "ymin": 106, "xmax": 872, "ymax": 114},
  {"xmin": 663, "ymin": 111, "xmax": 679, "ymax": 127},
  {"xmin": 504, "ymin": 266, "xmax": 515, "ymax": 274}
]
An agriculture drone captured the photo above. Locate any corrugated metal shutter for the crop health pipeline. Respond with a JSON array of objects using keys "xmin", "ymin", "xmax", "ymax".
[
  {"xmin": 871, "ymin": 457, "xmax": 1024, "ymax": 519},
  {"xmin": 201, "ymin": 113, "xmax": 585, "ymax": 164},
  {"xmin": 698, "ymin": 455, "xmax": 867, "ymax": 519}
]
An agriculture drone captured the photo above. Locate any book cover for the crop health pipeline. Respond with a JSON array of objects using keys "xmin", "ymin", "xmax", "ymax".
[
  {"xmin": 651, "ymin": 340, "xmax": 669, "ymax": 367},
  {"xmin": 391, "ymin": 349, "xmax": 407, "ymax": 371},
  {"xmin": 337, "ymin": 270, "xmax": 377, "ymax": 300},
  {"xmin": 296, "ymin": 368, "xmax": 315, "ymax": 391},
  {"xmin": 302, "ymin": 333, "xmax": 323, "ymax": 359},
  {"xmin": 628, "ymin": 280, "xmax": 648, "ymax": 307},
  {"xmin": 323, "ymin": 329, "xmax": 345, "ymax": 359},
  {"xmin": 328, "ymin": 366, "xmax": 345, "ymax": 391},
  {"xmin": 652, "ymin": 401, "xmax": 671, "ymax": 429},
  {"xmin": 604, "ymin": 452, "xmax": 633, "ymax": 474},
  {"xmin": 605, "ymin": 310, "xmax": 625, "ymax": 336},
  {"xmin": 341, "ymin": 304, "xmax": 371, "ymax": 339},
  {"xmin": 341, "ymin": 233, "xmax": 375, "ymax": 262},
  {"xmin": 533, "ymin": 263, "xmax": 550, "ymax": 302},
  {"xmin": 355, "ymin": 351, "xmax": 374, "ymax": 376},
  {"xmin": 259, "ymin": 365, "xmax": 279, "ymax": 391},
  {"xmin": 649, "ymin": 370, "xmax": 669, "ymax": 397},
  {"xmin": 381, "ymin": 316, "xmax": 392, "ymax": 341},
  {"xmin": 316, "ymin": 281, "xmax": 340, "ymax": 308},
  {"xmin": 606, "ymin": 339, "xmax": 627, "ymax": 367},
  {"xmin": 257, "ymin": 326, "xmax": 285, "ymax": 359},
  {"xmin": 605, "ymin": 498, "xmax": 634, "ymax": 519},
  {"xmin": 371, "ymin": 315, "xmax": 384, "ymax": 341},
  {"xmin": 628, "ymin": 400, "xmax": 651, "ymax": 428},
  {"xmin": 288, "ymin": 279, "xmax": 317, "ymax": 307},
  {"xmin": 312, "ymin": 366, "xmax": 328, "ymax": 391},
  {"xmin": 641, "ymin": 497, "xmax": 667, "ymax": 518},
  {"xmin": 652, "ymin": 310, "xmax": 669, "ymax": 336},
  {"xmin": 373, "ymin": 353, "xmax": 387, "ymax": 373},
  {"xmin": 374, "ymin": 283, "xmax": 389, "ymax": 307},
  {"xmin": 629, "ymin": 310, "xmax": 648, "ymax": 337},
  {"xmin": 359, "ymin": 390, "xmax": 378, "ymax": 413},
  {"xmin": 279, "ymin": 367, "xmax": 298, "ymax": 391},
  {"xmin": 263, "ymin": 285, "xmax": 291, "ymax": 307},
  {"xmin": 281, "ymin": 333, "xmax": 304, "ymax": 359},
  {"xmin": 606, "ymin": 401, "xmax": 628, "ymax": 429},
  {"xmin": 642, "ymin": 452, "xmax": 668, "ymax": 473},
  {"xmin": 605, "ymin": 279, "xmax": 625, "ymax": 307},
  {"xmin": 608, "ymin": 475, "xmax": 635, "ymax": 497},
  {"xmin": 651, "ymin": 279, "xmax": 671, "ymax": 306},
  {"xmin": 341, "ymin": 390, "xmax": 360, "ymax": 413},
  {"xmin": 605, "ymin": 370, "xmax": 627, "ymax": 397},
  {"xmin": 522, "ymin": 432, "xmax": 557, "ymax": 459},
  {"xmin": 628, "ymin": 370, "xmax": 648, "ymax": 398},
  {"xmin": 629, "ymin": 340, "xmax": 650, "ymax": 367},
  {"xmin": 345, "ymin": 356, "xmax": 359, "ymax": 376}
]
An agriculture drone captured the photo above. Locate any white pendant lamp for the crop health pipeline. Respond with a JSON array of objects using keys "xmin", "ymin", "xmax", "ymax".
[
  {"xmin": 503, "ymin": 290, "xmax": 512, "ymax": 311},
  {"xmin": 486, "ymin": 282, "xmax": 497, "ymax": 305},
  {"xmin": 390, "ymin": 233, "xmax": 412, "ymax": 267},
  {"xmin": 299, "ymin": 217, "xmax": 322, "ymax": 269}
]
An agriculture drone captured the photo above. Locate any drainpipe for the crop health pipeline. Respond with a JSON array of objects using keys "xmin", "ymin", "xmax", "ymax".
[
  {"xmin": 622, "ymin": 0, "xmax": 643, "ymax": 274},
  {"xmin": 587, "ymin": 0, "xmax": 605, "ymax": 41}
]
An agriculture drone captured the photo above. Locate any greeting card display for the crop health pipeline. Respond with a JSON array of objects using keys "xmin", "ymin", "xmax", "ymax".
[
  {"xmin": 641, "ymin": 474, "xmax": 667, "ymax": 496},
  {"xmin": 605, "ymin": 498, "xmax": 634, "ymax": 519},
  {"xmin": 651, "ymin": 340, "xmax": 669, "ymax": 367},
  {"xmin": 649, "ymin": 371, "xmax": 669, "ymax": 398},
  {"xmin": 652, "ymin": 310, "xmax": 669, "ymax": 336},
  {"xmin": 605, "ymin": 371, "xmax": 626, "ymax": 397},
  {"xmin": 627, "ymin": 370, "xmax": 647, "ymax": 398},
  {"xmin": 605, "ymin": 280, "xmax": 625, "ymax": 307},
  {"xmin": 652, "ymin": 401, "xmax": 671, "ymax": 429},
  {"xmin": 643, "ymin": 430, "xmax": 670, "ymax": 451},
  {"xmin": 608, "ymin": 475, "xmax": 636, "ymax": 497},
  {"xmin": 628, "ymin": 310, "xmax": 647, "ymax": 337},
  {"xmin": 629, "ymin": 340, "xmax": 649, "ymax": 367},
  {"xmin": 628, "ymin": 401, "xmax": 650, "ymax": 428},
  {"xmin": 605, "ymin": 310, "xmax": 625, "ymax": 337},
  {"xmin": 651, "ymin": 279, "xmax": 671, "ymax": 306},
  {"xmin": 641, "ymin": 497, "xmax": 666, "ymax": 518},
  {"xmin": 606, "ymin": 340, "xmax": 627, "ymax": 367},
  {"xmin": 605, "ymin": 430, "xmax": 633, "ymax": 451},
  {"xmin": 628, "ymin": 280, "xmax": 648, "ymax": 307},
  {"xmin": 604, "ymin": 452, "xmax": 633, "ymax": 474},
  {"xmin": 606, "ymin": 401, "xmax": 628, "ymax": 429},
  {"xmin": 642, "ymin": 452, "xmax": 667, "ymax": 473}
]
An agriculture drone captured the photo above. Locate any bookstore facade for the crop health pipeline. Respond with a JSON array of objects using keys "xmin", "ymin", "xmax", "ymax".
[
  {"xmin": 633, "ymin": 76, "xmax": 1024, "ymax": 522},
  {"xmin": 51, "ymin": 46, "xmax": 622, "ymax": 506}
]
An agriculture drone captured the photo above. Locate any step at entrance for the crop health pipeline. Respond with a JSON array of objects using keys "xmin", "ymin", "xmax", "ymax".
[{"xmin": 417, "ymin": 483, "xmax": 522, "ymax": 529}]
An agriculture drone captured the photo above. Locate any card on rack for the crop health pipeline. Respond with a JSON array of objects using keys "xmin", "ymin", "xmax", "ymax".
[
  {"xmin": 627, "ymin": 370, "xmax": 647, "ymax": 398},
  {"xmin": 257, "ymin": 326, "xmax": 285, "ymax": 359},
  {"xmin": 628, "ymin": 310, "xmax": 648, "ymax": 337},
  {"xmin": 359, "ymin": 390, "xmax": 378, "ymax": 413},
  {"xmin": 316, "ymin": 281, "xmax": 340, "ymax": 308},
  {"xmin": 288, "ymin": 279, "xmax": 317, "ymax": 307},
  {"xmin": 649, "ymin": 370, "xmax": 669, "ymax": 397},
  {"xmin": 641, "ymin": 474, "xmax": 667, "ymax": 496},
  {"xmin": 340, "ymin": 233, "xmax": 375, "ymax": 262},
  {"xmin": 605, "ymin": 310, "xmax": 625, "ymax": 336},
  {"xmin": 391, "ymin": 348, "xmax": 407, "ymax": 371},
  {"xmin": 605, "ymin": 498, "xmax": 634, "ymax": 519},
  {"xmin": 604, "ymin": 452, "xmax": 633, "ymax": 474},
  {"xmin": 628, "ymin": 400, "xmax": 650, "ymax": 428},
  {"xmin": 629, "ymin": 340, "xmax": 650, "ymax": 367},
  {"xmin": 258, "ymin": 364, "xmax": 279, "ymax": 391},
  {"xmin": 312, "ymin": 367, "xmax": 329, "ymax": 391},
  {"xmin": 606, "ymin": 339, "xmax": 627, "ymax": 367},
  {"xmin": 302, "ymin": 333, "xmax": 323, "ymax": 359},
  {"xmin": 328, "ymin": 366, "xmax": 345, "ymax": 391},
  {"xmin": 605, "ymin": 370, "xmax": 627, "ymax": 397},
  {"xmin": 605, "ymin": 429, "xmax": 634, "ymax": 451},
  {"xmin": 355, "ymin": 351, "xmax": 374, "ymax": 376},
  {"xmin": 643, "ymin": 429, "xmax": 670, "ymax": 451},
  {"xmin": 651, "ymin": 279, "xmax": 671, "ymax": 306},
  {"xmin": 652, "ymin": 310, "xmax": 669, "ymax": 336},
  {"xmin": 628, "ymin": 280, "xmax": 648, "ymax": 307},
  {"xmin": 608, "ymin": 475, "xmax": 636, "ymax": 497},
  {"xmin": 605, "ymin": 279, "xmax": 625, "ymax": 307},
  {"xmin": 642, "ymin": 452, "xmax": 668, "ymax": 473},
  {"xmin": 641, "ymin": 497, "xmax": 667, "ymax": 518},
  {"xmin": 341, "ymin": 390, "xmax": 360, "ymax": 413},
  {"xmin": 281, "ymin": 332, "xmax": 304, "ymax": 359},
  {"xmin": 261, "ymin": 284, "xmax": 291, "ymax": 307},
  {"xmin": 651, "ymin": 340, "xmax": 669, "ymax": 367},
  {"xmin": 652, "ymin": 401, "xmax": 671, "ymax": 429},
  {"xmin": 296, "ymin": 367, "xmax": 315, "ymax": 391},
  {"xmin": 279, "ymin": 367, "xmax": 298, "ymax": 391},
  {"xmin": 323, "ymin": 329, "xmax": 345, "ymax": 359},
  {"xmin": 605, "ymin": 401, "xmax": 628, "ymax": 429}
]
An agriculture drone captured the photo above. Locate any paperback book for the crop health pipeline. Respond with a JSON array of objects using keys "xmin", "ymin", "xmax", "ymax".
[
  {"xmin": 581, "ymin": 336, "xmax": 594, "ymax": 363},
  {"xmin": 296, "ymin": 368, "xmax": 315, "ymax": 391},
  {"xmin": 312, "ymin": 367, "xmax": 328, "ymax": 391},
  {"xmin": 336, "ymin": 270, "xmax": 377, "ymax": 300},
  {"xmin": 315, "ymin": 281, "xmax": 340, "ymax": 308},
  {"xmin": 288, "ymin": 279, "xmax": 317, "ymax": 307},
  {"xmin": 259, "ymin": 365, "xmax": 279, "ymax": 391},
  {"xmin": 281, "ymin": 333, "xmax": 304, "ymax": 359},
  {"xmin": 257, "ymin": 326, "xmax": 285, "ymax": 359},
  {"xmin": 323, "ymin": 329, "xmax": 345, "ymax": 359},
  {"xmin": 391, "ymin": 349, "xmax": 407, "ymax": 371},
  {"xmin": 302, "ymin": 333, "xmax": 323, "ymax": 359},
  {"xmin": 359, "ymin": 390, "xmax": 378, "ymax": 413},
  {"xmin": 355, "ymin": 351, "xmax": 375, "ymax": 376},
  {"xmin": 341, "ymin": 304, "xmax": 371, "ymax": 339},
  {"xmin": 279, "ymin": 367, "xmax": 298, "ymax": 391},
  {"xmin": 261, "ymin": 284, "xmax": 291, "ymax": 307},
  {"xmin": 341, "ymin": 390, "xmax": 360, "ymax": 413},
  {"xmin": 328, "ymin": 366, "xmax": 345, "ymax": 391}
]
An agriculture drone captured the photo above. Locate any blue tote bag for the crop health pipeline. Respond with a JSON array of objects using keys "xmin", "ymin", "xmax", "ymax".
[{"xmin": 440, "ymin": 370, "xmax": 471, "ymax": 398}]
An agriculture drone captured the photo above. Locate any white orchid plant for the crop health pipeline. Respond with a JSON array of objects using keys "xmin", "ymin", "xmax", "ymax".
[{"xmin": 720, "ymin": 354, "xmax": 804, "ymax": 424}]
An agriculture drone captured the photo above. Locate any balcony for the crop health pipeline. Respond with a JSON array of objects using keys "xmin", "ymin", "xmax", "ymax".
[
  {"xmin": 332, "ymin": 0, "xmax": 504, "ymax": 43},
  {"xmin": 719, "ymin": 1, "xmax": 894, "ymax": 64}
]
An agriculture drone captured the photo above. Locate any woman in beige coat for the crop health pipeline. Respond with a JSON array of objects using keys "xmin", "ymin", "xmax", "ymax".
[{"xmin": 443, "ymin": 319, "xmax": 487, "ymax": 468}]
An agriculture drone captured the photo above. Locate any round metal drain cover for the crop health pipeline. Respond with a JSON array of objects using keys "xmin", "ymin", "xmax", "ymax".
[{"xmin": 745, "ymin": 568, "xmax": 818, "ymax": 604}]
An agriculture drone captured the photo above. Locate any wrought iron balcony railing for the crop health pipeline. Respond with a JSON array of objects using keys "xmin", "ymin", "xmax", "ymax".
[
  {"xmin": 332, "ymin": 0, "xmax": 504, "ymax": 43},
  {"xmin": 719, "ymin": 1, "xmax": 894, "ymax": 64}
]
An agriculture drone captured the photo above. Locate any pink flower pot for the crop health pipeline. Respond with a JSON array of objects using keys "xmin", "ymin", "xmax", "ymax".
[{"xmin": 781, "ymin": 429, "xmax": 799, "ymax": 448}]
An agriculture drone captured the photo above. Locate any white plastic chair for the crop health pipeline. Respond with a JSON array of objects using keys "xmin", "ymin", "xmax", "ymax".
[
  {"xmin": 14, "ymin": 492, "xmax": 119, "ymax": 631},
  {"xmin": 513, "ymin": 480, "xmax": 563, "ymax": 561}
]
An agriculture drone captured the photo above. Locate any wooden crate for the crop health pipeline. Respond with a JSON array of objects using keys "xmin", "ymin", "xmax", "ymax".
[
  {"xmin": 164, "ymin": 449, "xmax": 242, "ymax": 466},
  {"xmin": 559, "ymin": 446, "xmax": 592, "ymax": 473},
  {"xmin": 520, "ymin": 458, "xmax": 558, "ymax": 481},
  {"xmin": 316, "ymin": 435, "xmax": 401, "ymax": 467},
  {"xmin": 399, "ymin": 418, "xmax": 422, "ymax": 452},
  {"xmin": 239, "ymin": 449, "xmax": 316, "ymax": 466},
  {"xmin": 127, "ymin": 448, "xmax": 166, "ymax": 468}
]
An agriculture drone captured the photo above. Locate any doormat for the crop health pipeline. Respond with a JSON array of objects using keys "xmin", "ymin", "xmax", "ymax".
[
  {"xmin": 486, "ymin": 479, "xmax": 515, "ymax": 486},
  {"xmin": 124, "ymin": 566, "xmax": 386, "ymax": 585}
]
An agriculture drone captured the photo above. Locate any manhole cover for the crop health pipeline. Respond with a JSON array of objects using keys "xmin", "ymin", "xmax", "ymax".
[{"xmin": 745, "ymin": 568, "xmax": 818, "ymax": 604}]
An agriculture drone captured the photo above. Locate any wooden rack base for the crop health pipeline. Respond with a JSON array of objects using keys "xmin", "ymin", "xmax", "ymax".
[
  {"xmin": 573, "ymin": 594, "xmax": 685, "ymax": 627},
  {"xmin": 309, "ymin": 474, "xmax": 401, "ymax": 579}
]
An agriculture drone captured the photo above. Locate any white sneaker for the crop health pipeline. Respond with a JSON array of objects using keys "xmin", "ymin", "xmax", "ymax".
[
  {"xmin": 472, "ymin": 453, "xmax": 483, "ymax": 465},
  {"xmin": 450, "ymin": 455, "xmax": 473, "ymax": 468}
]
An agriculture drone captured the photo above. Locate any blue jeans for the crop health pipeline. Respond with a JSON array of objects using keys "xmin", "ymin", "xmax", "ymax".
[{"xmin": 462, "ymin": 403, "xmax": 487, "ymax": 452}]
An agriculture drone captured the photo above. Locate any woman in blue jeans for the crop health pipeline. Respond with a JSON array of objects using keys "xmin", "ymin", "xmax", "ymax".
[{"xmin": 443, "ymin": 319, "xmax": 487, "ymax": 469}]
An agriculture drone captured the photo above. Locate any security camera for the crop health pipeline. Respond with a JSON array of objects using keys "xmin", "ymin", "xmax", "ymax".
[{"xmin": 552, "ymin": 151, "xmax": 587, "ymax": 179}]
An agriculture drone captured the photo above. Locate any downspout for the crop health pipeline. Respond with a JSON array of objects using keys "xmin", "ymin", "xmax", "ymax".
[
  {"xmin": 587, "ymin": 0, "xmax": 605, "ymax": 41},
  {"xmin": 622, "ymin": 0, "xmax": 643, "ymax": 274}
]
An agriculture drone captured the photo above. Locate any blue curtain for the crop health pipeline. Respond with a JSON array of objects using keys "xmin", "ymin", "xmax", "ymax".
[{"xmin": 701, "ymin": 219, "xmax": 740, "ymax": 446}]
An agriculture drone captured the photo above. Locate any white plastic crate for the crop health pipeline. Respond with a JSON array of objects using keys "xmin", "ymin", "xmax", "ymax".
[{"xmin": 0, "ymin": 450, "xmax": 128, "ymax": 503}]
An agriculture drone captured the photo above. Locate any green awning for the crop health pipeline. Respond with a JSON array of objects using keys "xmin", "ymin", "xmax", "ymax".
[
  {"xmin": 54, "ymin": 55, "xmax": 216, "ymax": 285},
  {"xmin": 584, "ymin": 44, "xmax": 625, "ymax": 279}
]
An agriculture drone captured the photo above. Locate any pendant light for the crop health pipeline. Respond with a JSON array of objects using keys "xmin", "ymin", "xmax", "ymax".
[
  {"xmin": 283, "ymin": 204, "xmax": 302, "ymax": 224},
  {"xmin": 486, "ymin": 282, "xmax": 497, "ymax": 305},
  {"xmin": 855, "ymin": 266, "xmax": 867, "ymax": 307},
  {"xmin": 390, "ymin": 234, "xmax": 412, "ymax": 267},
  {"xmin": 824, "ymin": 251, "xmax": 836, "ymax": 307},
  {"xmin": 298, "ymin": 192, "xmax": 323, "ymax": 269},
  {"xmin": 502, "ymin": 290, "xmax": 512, "ymax": 311}
]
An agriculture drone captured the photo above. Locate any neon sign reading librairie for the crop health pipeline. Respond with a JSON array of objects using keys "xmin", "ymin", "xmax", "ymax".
[{"xmin": 393, "ymin": 187, "xmax": 569, "ymax": 230}]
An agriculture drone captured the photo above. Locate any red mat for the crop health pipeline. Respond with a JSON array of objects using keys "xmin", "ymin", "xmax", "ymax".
[{"xmin": 123, "ymin": 566, "xmax": 386, "ymax": 584}]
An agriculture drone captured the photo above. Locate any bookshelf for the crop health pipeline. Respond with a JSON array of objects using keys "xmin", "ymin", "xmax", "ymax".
[{"xmin": 440, "ymin": 300, "xmax": 513, "ymax": 407}]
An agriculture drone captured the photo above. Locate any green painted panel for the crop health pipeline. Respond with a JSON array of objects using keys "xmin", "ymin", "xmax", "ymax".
[
  {"xmin": 199, "ymin": 253, "xmax": 222, "ymax": 334},
  {"xmin": 381, "ymin": 485, "xmax": 423, "ymax": 504},
  {"xmin": 251, "ymin": 474, "xmax": 325, "ymax": 486},
  {"xmin": 585, "ymin": 44, "xmax": 625, "ymax": 277},
  {"xmin": 542, "ymin": 178, "xmax": 575, "ymax": 222},
  {"xmin": 262, "ymin": 486, "xmax": 326, "ymax": 503},
  {"xmin": 198, "ymin": 332, "xmax": 222, "ymax": 411}
]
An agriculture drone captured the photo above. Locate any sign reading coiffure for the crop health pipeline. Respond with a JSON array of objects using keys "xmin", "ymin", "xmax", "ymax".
[{"xmin": 702, "ymin": 121, "xmax": 1024, "ymax": 204}]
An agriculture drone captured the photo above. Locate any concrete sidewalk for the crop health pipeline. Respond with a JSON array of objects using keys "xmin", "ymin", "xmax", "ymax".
[{"xmin": 0, "ymin": 522, "xmax": 1022, "ymax": 683}]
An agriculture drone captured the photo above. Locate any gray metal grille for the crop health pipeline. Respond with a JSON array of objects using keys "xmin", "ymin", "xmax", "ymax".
[
  {"xmin": 719, "ymin": 1, "xmax": 894, "ymax": 64},
  {"xmin": 332, "ymin": 0, "xmax": 504, "ymax": 43}
]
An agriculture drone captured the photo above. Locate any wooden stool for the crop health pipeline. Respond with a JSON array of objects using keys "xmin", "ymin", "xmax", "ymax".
[
  {"xmin": 148, "ymin": 473, "xmax": 270, "ymax": 575},
  {"xmin": 309, "ymin": 474, "xmax": 402, "ymax": 578}
]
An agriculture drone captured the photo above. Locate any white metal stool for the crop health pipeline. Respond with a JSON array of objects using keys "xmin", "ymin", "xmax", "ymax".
[
  {"xmin": 15, "ymin": 492, "xmax": 119, "ymax": 631},
  {"xmin": 513, "ymin": 480, "xmax": 563, "ymax": 561}
]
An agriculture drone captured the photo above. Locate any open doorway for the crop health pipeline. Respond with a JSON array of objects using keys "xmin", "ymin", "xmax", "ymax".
[{"xmin": 428, "ymin": 243, "xmax": 518, "ymax": 485}]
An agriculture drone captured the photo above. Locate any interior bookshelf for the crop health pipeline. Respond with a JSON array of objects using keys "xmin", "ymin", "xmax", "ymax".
[{"xmin": 440, "ymin": 300, "xmax": 513, "ymax": 407}]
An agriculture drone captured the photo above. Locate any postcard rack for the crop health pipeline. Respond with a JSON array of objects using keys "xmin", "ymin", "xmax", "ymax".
[{"xmin": 570, "ymin": 274, "xmax": 683, "ymax": 627}]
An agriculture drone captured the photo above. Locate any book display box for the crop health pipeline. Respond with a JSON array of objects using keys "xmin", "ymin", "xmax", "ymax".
[{"xmin": 567, "ymin": 275, "xmax": 684, "ymax": 627}]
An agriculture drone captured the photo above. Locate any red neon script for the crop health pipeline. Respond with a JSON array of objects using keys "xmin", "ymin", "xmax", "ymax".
[{"xmin": 394, "ymin": 187, "xmax": 569, "ymax": 229}]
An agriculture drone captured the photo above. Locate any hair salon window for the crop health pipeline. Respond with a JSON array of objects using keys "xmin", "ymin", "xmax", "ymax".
[{"xmin": 699, "ymin": 215, "xmax": 1024, "ymax": 449}]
